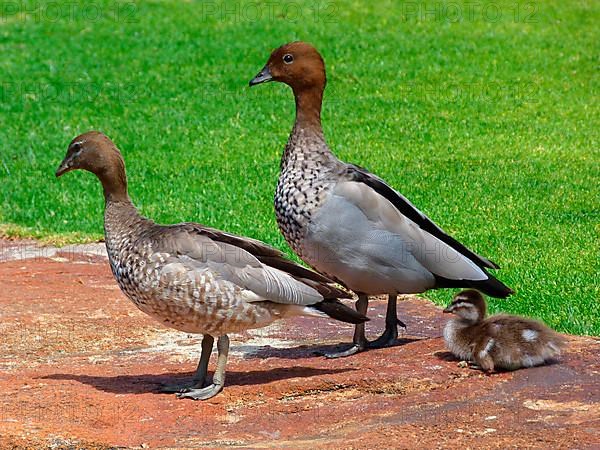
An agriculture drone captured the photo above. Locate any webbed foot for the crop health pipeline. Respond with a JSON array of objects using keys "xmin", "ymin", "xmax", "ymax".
[
  {"xmin": 323, "ymin": 343, "xmax": 367, "ymax": 359},
  {"xmin": 369, "ymin": 318, "xmax": 406, "ymax": 349},
  {"xmin": 176, "ymin": 382, "xmax": 223, "ymax": 400}
]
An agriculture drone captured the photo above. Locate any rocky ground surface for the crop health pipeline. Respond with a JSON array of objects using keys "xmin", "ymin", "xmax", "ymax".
[{"xmin": 0, "ymin": 238, "xmax": 598, "ymax": 449}]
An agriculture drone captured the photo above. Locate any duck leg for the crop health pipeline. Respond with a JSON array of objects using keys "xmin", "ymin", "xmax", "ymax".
[
  {"xmin": 369, "ymin": 294, "xmax": 406, "ymax": 349},
  {"xmin": 325, "ymin": 294, "xmax": 369, "ymax": 358},
  {"xmin": 177, "ymin": 335, "xmax": 229, "ymax": 400},
  {"xmin": 472, "ymin": 337, "xmax": 495, "ymax": 373},
  {"xmin": 160, "ymin": 334, "xmax": 214, "ymax": 393}
]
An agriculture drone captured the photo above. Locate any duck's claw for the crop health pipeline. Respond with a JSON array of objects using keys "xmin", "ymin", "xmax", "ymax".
[
  {"xmin": 369, "ymin": 317, "xmax": 406, "ymax": 349},
  {"xmin": 176, "ymin": 383, "xmax": 223, "ymax": 400},
  {"xmin": 159, "ymin": 376, "xmax": 208, "ymax": 393},
  {"xmin": 323, "ymin": 343, "xmax": 366, "ymax": 359}
]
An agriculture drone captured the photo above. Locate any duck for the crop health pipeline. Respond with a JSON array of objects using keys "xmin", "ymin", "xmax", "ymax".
[
  {"xmin": 249, "ymin": 42, "xmax": 513, "ymax": 357},
  {"xmin": 55, "ymin": 131, "xmax": 368, "ymax": 400},
  {"xmin": 443, "ymin": 290, "xmax": 565, "ymax": 371}
]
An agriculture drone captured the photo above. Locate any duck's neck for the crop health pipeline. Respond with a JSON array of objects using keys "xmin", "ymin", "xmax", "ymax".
[
  {"xmin": 293, "ymin": 85, "xmax": 324, "ymax": 132},
  {"xmin": 97, "ymin": 160, "xmax": 130, "ymax": 204},
  {"xmin": 100, "ymin": 167, "xmax": 144, "ymax": 245},
  {"xmin": 456, "ymin": 317, "xmax": 481, "ymax": 327},
  {"xmin": 284, "ymin": 85, "xmax": 336, "ymax": 168},
  {"xmin": 104, "ymin": 195, "xmax": 137, "ymax": 218}
]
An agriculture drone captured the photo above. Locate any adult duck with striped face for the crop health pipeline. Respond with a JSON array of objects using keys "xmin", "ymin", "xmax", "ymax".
[{"xmin": 250, "ymin": 42, "xmax": 513, "ymax": 357}]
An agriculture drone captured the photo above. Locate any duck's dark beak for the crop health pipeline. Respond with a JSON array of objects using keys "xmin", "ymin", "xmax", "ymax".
[
  {"xmin": 442, "ymin": 306, "xmax": 453, "ymax": 314},
  {"xmin": 249, "ymin": 65, "xmax": 273, "ymax": 87},
  {"xmin": 55, "ymin": 159, "xmax": 72, "ymax": 178}
]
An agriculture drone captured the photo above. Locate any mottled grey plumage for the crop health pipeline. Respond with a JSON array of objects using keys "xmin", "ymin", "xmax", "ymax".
[
  {"xmin": 443, "ymin": 290, "xmax": 565, "ymax": 371},
  {"xmin": 251, "ymin": 41, "xmax": 513, "ymax": 356},
  {"xmin": 56, "ymin": 131, "xmax": 366, "ymax": 400},
  {"xmin": 106, "ymin": 212, "xmax": 274, "ymax": 333},
  {"xmin": 103, "ymin": 205, "xmax": 351, "ymax": 335}
]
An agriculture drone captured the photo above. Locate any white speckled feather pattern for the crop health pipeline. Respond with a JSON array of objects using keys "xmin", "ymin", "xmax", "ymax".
[
  {"xmin": 103, "ymin": 200, "xmax": 353, "ymax": 335},
  {"xmin": 274, "ymin": 124, "xmax": 340, "ymax": 259}
]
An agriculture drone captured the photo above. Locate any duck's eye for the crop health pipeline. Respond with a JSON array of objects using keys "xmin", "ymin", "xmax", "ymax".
[{"xmin": 283, "ymin": 54, "xmax": 294, "ymax": 64}]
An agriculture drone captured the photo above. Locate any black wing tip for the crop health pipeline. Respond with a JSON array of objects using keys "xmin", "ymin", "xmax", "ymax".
[
  {"xmin": 312, "ymin": 299, "xmax": 369, "ymax": 324},
  {"xmin": 478, "ymin": 276, "xmax": 513, "ymax": 298},
  {"xmin": 433, "ymin": 274, "xmax": 513, "ymax": 299},
  {"xmin": 347, "ymin": 165, "xmax": 505, "ymax": 273},
  {"xmin": 313, "ymin": 283, "xmax": 353, "ymax": 300}
]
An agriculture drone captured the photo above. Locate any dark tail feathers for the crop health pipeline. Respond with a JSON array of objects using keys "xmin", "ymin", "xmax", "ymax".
[
  {"xmin": 311, "ymin": 299, "xmax": 369, "ymax": 324},
  {"xmin": 434, "ymin": 273, "xmax": 513, "ymax": 299}
]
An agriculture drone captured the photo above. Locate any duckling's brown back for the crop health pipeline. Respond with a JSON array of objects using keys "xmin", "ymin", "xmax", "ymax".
[{"xmin": 481, "ymin": 315, "xmax": 565, "ymax": 370}]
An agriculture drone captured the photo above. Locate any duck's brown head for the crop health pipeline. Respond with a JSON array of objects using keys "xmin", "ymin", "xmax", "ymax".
[
  {"xmin": 56, "ymin": 131, "xmax": 128, "ymax": 201},
  {"xmin": 443, "ymin": 290, "xmax": 487, "ymax": 323},
  {"xmin": 249, "ymin": 41, "xmax": 326, "ymax": 93}
]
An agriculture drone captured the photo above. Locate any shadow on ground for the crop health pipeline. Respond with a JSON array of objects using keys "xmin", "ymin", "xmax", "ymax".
[{"xmin": 41, "ymin": 366, "xmax": 356, "ymax": 394}]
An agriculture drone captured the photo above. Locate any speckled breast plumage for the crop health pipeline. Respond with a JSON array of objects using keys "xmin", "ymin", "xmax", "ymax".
[{"xmin": 274, "ymin": 127, "xmax": 337, "ymax": 261}]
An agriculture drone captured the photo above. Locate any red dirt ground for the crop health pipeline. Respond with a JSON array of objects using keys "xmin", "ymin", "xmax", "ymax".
[{"xmin": 0, "ymin": 239, "xmax": 598, "ymax": 449}]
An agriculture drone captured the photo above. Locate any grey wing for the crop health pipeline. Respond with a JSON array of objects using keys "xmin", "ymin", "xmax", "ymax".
[
  {"xmin": 305, "ymin": 187, "xmax": 437, "ymax": 294},
  {"xmin": 303, "ymin": 177, "xmax": 493, "ymax": 295},
  {"xmin": 153, "ymin": 228, "xmax": 324, "ymax": 306},
  {"xmin": 196, "ymin": 224, "xmax": 343, "ymax": 288},
  {"xmin": 345, "ymin": 164, "xmax": 499, "ymax": 270},
  {"xmin": 332, "ymin": 179, "xmax": 489, "ymax": 281}
]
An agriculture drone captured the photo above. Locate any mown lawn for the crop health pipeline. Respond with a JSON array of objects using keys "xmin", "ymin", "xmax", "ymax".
[{"xmin": 0, "ymin": 1, "xmax": 598, "ymax": 334}]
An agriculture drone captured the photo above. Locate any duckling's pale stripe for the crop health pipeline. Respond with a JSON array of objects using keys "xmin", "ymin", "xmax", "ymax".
[{"xmin": 479, "ymin": 338, "xmax": 496, "ymax": 359}]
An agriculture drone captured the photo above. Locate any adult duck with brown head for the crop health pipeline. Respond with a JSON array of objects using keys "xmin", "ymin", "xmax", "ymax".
[
  {"xmin": 250, "ymin": 42, "xmax": 513, "ymax": 357},
  {"xmin": 56, "ymin": 131, "xmax": 367, "ymax": 400}
]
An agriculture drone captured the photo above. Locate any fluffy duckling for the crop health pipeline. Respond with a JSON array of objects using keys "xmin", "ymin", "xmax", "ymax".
[
  {"xmin": 443, "ymin": 290, "xmax": 565, "ymax": 371},
  {"xmin": 56, "ymin": 131, "xmax": 367, "ymax": 400},
  {"xmin": 250, "ymin": 41, "xmax": 512, "ymax": 357}
]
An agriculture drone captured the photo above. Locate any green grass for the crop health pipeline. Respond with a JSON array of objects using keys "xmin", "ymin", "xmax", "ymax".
[{"xmin": 0, "ymin": 1, "xmax": 598, "ymax": 335}]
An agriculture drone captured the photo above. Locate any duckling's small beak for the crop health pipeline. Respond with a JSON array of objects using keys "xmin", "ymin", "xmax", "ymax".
[
  {"xmin": 443, "ymin": 306, "xmax": 453, "ymax": 314},
  {"xmin": 249, "ymin": 65, "xmax": 273, "ymax": 87},
  {"xmin": 55, "ymin": 159, "xmax": 72, "ymax": 178}
]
